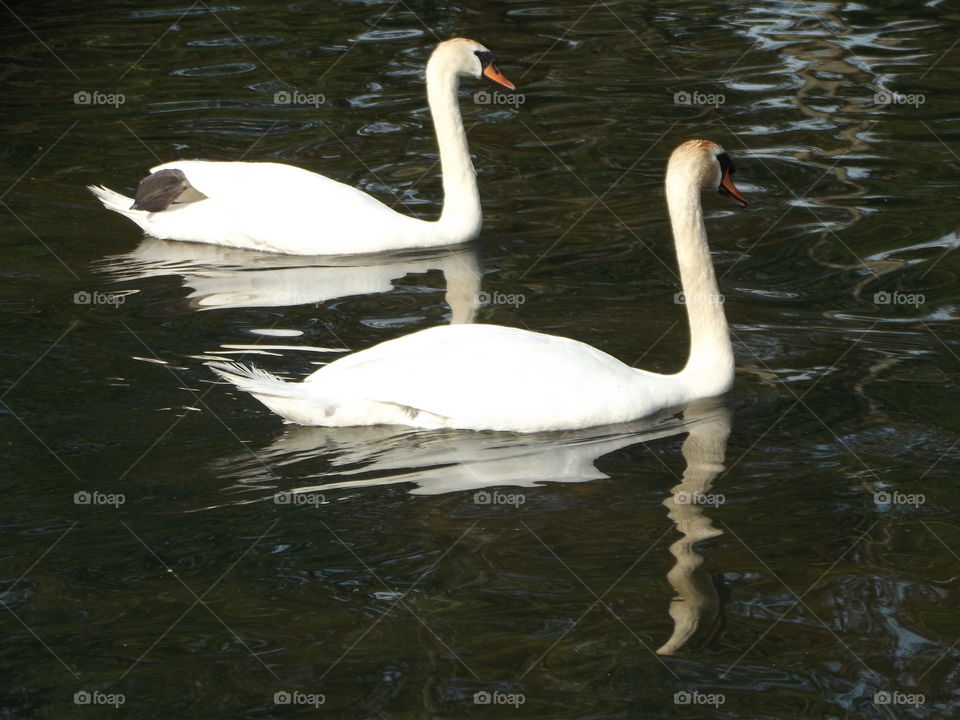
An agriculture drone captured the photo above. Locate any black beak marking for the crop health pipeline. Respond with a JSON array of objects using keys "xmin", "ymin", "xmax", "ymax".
[
  {"xmin": 716, "ymin": 151, "xmax": 747, "ymax": 207},
  {"xmin": 717, "ymin": 151, "xmax": 736, "ymax": 179},
  {"xmin": 474, "ymin": 50, "xmax": 497, "ymax": 69}
]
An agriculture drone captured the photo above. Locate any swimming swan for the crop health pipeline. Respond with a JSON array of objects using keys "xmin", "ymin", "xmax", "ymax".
[
  {"xmin": 209, "ymin": 139, "xmax": 748, "ymax": 432},
  {"xmin": 88, "ymin": 38, "xmax": 515, "ymax": 255}
]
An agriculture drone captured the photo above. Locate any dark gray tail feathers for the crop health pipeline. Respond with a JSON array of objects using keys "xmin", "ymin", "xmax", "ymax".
[{"xmin": 132, "ymin": 169, "xmax": 204, "ymax": 211}]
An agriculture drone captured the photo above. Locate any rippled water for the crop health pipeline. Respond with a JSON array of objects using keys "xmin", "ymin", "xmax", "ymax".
[{"xmin": 2, "ymin": 0, "xmax": 960, "ymax": 717}]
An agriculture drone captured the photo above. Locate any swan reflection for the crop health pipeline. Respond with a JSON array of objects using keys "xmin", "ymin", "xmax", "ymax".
[
  {"xmin": 215, "ymin": 400, "xmax": 731, "ymax": 654},
  {"xmin": 96, "ymin": 237, "xmax": 482, "ymax": 322},
  {"xmin": 657, "ymin": 403, "xmax": 730, "ymax": 655},
  {"xmin": 217, "ymin": 407, "xmax": 689, "ymax": 495}
]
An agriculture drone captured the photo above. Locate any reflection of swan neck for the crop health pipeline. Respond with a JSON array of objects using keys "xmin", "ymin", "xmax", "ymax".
[
  {"xmin": 657, "ymin": 409, "xmax": 730, "ymax": 655},
  {"xmin": 426, "ymin": 55, "xmax": 481, "ymax": 238},
  {"xmin": 666, "ymin": 167, "xmax": 734, "ymax": 395},
  {"xmin": 442, "ymin": 248, "xmax": 482, "ymax": 324}
]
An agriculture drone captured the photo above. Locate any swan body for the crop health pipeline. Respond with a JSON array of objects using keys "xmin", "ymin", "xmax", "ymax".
[
  {"xmin": 89, "ymin": 38, "xmax": 515, "ymax": 255},
  {"xmin": 210, "ymin": 139, "xmax": 748, "ymax": 432},
  {"xmin": 211, "ymin": 324, "xmax": 708, "ymax": 432}
]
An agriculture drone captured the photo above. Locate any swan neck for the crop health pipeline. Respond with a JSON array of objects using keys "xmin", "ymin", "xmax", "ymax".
[
  {"xmin": 426, "ymin": 57, "xmax": 481, "ymax": 239},
  {"xmin": 666, "ymin": 171, "xmax": 734, "ymax": 394}
]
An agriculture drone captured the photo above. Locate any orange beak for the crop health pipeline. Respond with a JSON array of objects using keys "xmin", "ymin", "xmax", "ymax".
[
  {"xmin": 719, "ymin": 170, "xmax": 748, "ymax": 208},
  {"xmin": 482, "ymin": 62, "xmax": 515, "ymax": 90}
]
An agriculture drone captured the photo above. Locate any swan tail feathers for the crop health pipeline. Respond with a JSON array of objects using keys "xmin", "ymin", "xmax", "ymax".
[
  {"xmin": 87, "ymin": 185, "xmax": 150, "ymax": 222},
  {"xmin": 207, "ymin": 361, "xmax": 302, "ymax": 399}
]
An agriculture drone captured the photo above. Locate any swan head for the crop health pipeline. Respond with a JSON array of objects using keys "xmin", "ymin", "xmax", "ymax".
[
  {"xmin": 669, "ymin": 139, "xmax": 748, "ymax": 208},
  {"xmin": 429, "ymin": 38, "xmax": 515, "ymax": 90}
]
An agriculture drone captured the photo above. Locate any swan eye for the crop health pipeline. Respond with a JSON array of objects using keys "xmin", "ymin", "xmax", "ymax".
[
  {"xmin": 716, "ymin": 151, "xmax": 736, "ymax": 177},
  {"xmin": 474, "ymin": 50, "xmax": 496, "ymax": 69},
  {"xmin": 716, "ymin": 151, "xmax": 748, "ymax": 207},
  {"xmin": 474, "ymin": 50, "xmax": 516, "ymax": 90}
]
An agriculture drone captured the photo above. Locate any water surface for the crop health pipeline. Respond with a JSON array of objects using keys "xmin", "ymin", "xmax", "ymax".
[{"xmin": 2, "ymin": 0, "xmax": 959, "ymax": 717}]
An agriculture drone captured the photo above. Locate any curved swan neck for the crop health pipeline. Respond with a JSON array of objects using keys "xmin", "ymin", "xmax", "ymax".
[
  {"xmin": 426, "ymin": 53, "xmax": 482, "ymax": 238},
  {"xmin": 666, "ymin": 168, "xmax": 734, "ymax": 394}
]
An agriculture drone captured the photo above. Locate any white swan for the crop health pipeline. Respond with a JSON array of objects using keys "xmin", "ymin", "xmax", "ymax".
[
  {"xmin": 209, "ymin": 139, "xmax": 748, "ymax": 432},
  {"xmin": 88, "ymin": 38, "xmax": 515, "ymax": 255}
]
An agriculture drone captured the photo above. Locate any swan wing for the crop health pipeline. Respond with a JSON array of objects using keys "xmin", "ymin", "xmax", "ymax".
[
  {"xmin": 151, "ymin": 160, "xmax": 390, "ymax": 213},
  {"xmin": 147, "ymin": 161, "xmax": 426, "ymax": 253},
  {"xmin": 300, "ymin": 324, "xmax": 682, "ymax": 431}
]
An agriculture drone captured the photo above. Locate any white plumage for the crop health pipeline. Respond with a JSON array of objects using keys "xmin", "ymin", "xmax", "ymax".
[
  {"xmin": 89, "ymin": 38, "xmax": 515, "ymax": 255},
  {"xmin": 210, "ymin": 324, "xmax": 697, "ymax": 432},
  {"xmin": 210, "ymin": 140, "xmax": 748, "ymax": 432}
]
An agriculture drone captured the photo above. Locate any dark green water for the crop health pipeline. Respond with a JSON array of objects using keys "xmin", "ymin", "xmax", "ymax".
[{"xmin": 2, "ymin": 0, "xmax": 960, "ymax": 717}]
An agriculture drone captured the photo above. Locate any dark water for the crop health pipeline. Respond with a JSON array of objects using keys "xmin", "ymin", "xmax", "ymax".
[{"xmin": 2, "ymin": 0, "xmax": 960, "ymax": 717}]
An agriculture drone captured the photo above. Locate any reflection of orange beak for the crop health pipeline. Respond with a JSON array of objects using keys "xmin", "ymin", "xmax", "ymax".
[
  {"xmin": 719, "ymin": 171, "xmax": 748, "ymax": 208},
  {"xmin": 482, "ymin": 62, "xmax": 515, "ymax": 90}
]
